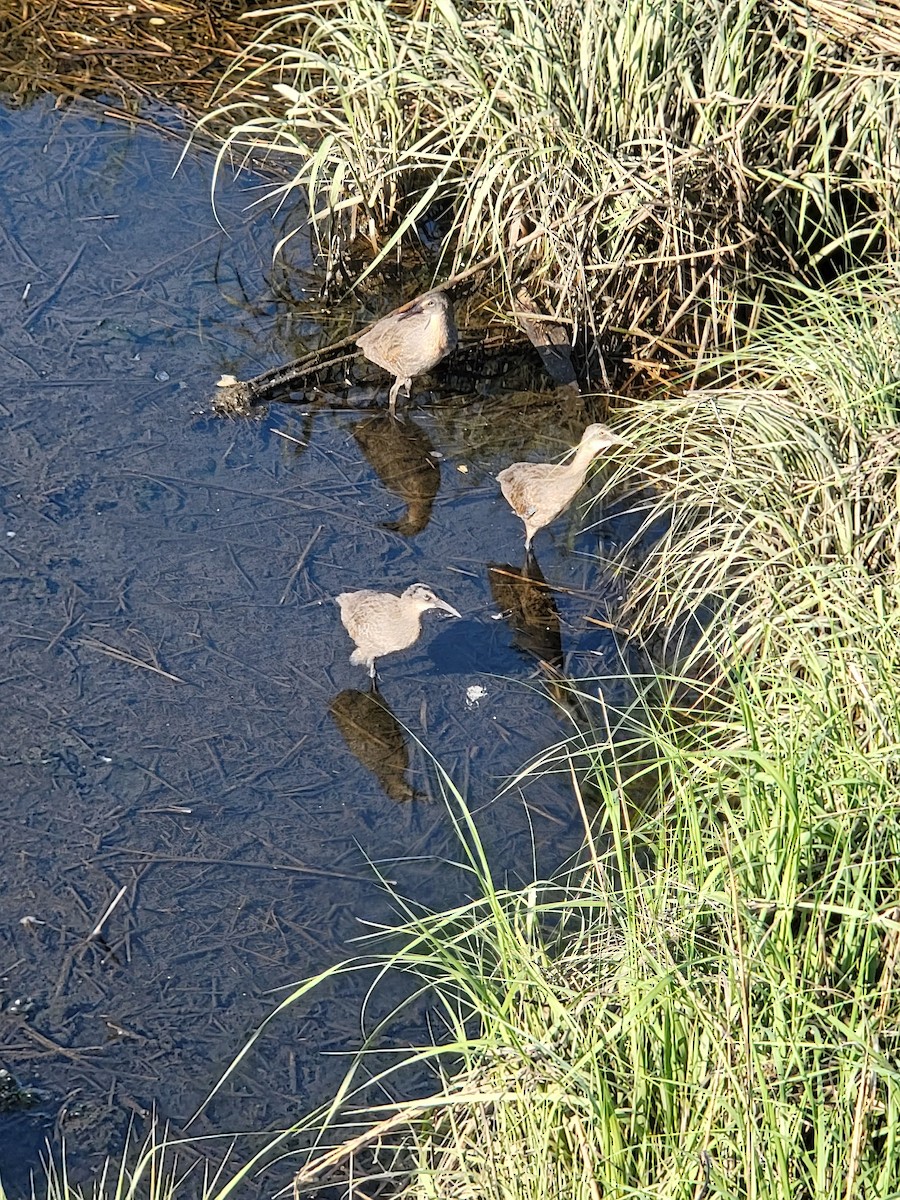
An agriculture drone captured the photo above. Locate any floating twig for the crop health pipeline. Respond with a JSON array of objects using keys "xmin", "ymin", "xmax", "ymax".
[
  {"xmin": 79, "ymin": 636, "xmax": 185, "ymax": 683},
  {"xmin": 89, "ymin": 884, "xmax": 128, "ymax": 941},
  {"xmin": 280, "ymin": 525, "xmax": 323, "ymax": 604}
]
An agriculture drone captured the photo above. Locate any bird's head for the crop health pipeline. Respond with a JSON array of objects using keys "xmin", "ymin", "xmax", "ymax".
[
  {"xmin": 580, "ymin": 423, "xmax": 630, "ymax": 455},
  {"xmin": 402, "ymin": 583, "xmax": 461, "ymax": 618},
  {"xmin": 397, "ymin": 290, "xmax": 451, "ymax": 323}
]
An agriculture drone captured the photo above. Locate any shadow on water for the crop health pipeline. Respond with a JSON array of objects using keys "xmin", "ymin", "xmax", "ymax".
[
  {"xmin": 351, "ymin": 413, "xmax": 441, "ymax": 536},
  {"xmin": 329, "ymin": 688, "xmax": 421, "ymax": 803},
  {"xmin": 0, "ymin": 96, "xmax": 662, "ymax": 1191},
  {"xmin": 488, "ymin": 557, "xmax": 564, "ymax": 666}
]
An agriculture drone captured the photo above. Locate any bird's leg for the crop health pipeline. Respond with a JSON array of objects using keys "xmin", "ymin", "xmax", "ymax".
[
  {"xmin": 388, "ymin": 379, "xmax": 401, "ymax": 417},
  {"xmin": 368, "ymin": 665, "xmax": 380, "ymax": 695}
]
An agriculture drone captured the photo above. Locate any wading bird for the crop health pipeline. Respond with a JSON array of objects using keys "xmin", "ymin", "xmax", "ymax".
[
  {"xmin": 356, "ymin": 290, "xmax": 457, "ymax": 416},
  {"xmin": 336, "ymin": 583, "xmax": 461, "ymax": 681},
  {"xmin": 497, "ymin": 423, "xmax": 627, "ymax": 552}
]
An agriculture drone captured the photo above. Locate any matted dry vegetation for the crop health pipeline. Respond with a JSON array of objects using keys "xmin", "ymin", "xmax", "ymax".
[
  {"xmin": 189, "ymin": 0, "xmax": 900, "ymax": 369},
  {"xmin": 9, "ymin": 0, "xmax": 900, "ymax": 375},
  {"xmin": 0, "ymin": 0, "xmax": 248, "ymax": 107}
]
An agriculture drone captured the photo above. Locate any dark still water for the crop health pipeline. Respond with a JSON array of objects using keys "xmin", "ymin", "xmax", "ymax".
[{"xmin": 0, "ymin": 97, "xmax": 643, "ymax": 1190}]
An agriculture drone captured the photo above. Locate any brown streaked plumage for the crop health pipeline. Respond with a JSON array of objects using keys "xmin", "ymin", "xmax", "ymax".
[
  {"xmin": 356, "ymin": 290, "xmax": 457, "ymax": 416},
  {"xmin": 497, "ymin": 423, "xmax": 627, "ymax": 551},
  {"xmin": 336, "ymin": 583, "xmax": 461, "ymax": 678}
]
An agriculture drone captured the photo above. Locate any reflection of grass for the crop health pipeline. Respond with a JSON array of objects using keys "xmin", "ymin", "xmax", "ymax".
[
  {"xmin": 22, "ymin": 271, "xmax": 900, "ymax": 1197},
  {"xmin": 198, "ymin": 0, "xmax": 900, "ymax": 353}
]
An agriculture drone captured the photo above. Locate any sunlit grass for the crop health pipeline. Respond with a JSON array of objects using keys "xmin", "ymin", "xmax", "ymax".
[
  {"xmin": 180, "ymin": 649, "xmax": 900, "ymax": 1198},
  {"xmin": 25, "ymin": 684, "xmax": 900, "ymax": 1197},
  {"xmin": 599, "ymin": 269, "xmax": 900, "ymax": 681},
  {"xmin": 197, "ymin": 0, "xmax": 900, "ymax": 355},
  {"xmin": 14, "ymin": 1125, "xmax": 232, "ymax": 1200}
]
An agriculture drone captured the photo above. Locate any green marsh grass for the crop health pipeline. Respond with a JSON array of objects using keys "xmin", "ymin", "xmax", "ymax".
[
  {"xmin": 181, "ymin": 650, "xmax": 900, "ymax": 1198},
  {"xmin": 34, "ymin": 707, "xmax": 900, "ymax": 1199},
  {"xmin": 599, "ymin": 270, "xmax": 900, "ymax": 677},
  {"xmin": 12, "ymin": 1125, "xmax": 230, "ymax": 1200},
  {"xmin": 199, "ymin": 0, "xmax": 900, "ymax": 355}
]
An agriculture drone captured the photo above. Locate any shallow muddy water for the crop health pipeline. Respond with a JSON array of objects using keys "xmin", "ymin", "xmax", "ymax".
[{"xmin": 0, "ymin": 98, "xmax": 646, "ymax": 1190}]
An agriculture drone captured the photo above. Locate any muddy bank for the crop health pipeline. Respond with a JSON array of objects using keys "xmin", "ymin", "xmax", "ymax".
[{"xmin": 0, "ymin": 0, "xmax": 249, "ymax": 108}]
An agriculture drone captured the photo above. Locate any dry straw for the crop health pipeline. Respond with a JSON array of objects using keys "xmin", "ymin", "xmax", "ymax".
[{"xmin": 198, "ymin": 0, "xmax": 900, "ymax": 360}]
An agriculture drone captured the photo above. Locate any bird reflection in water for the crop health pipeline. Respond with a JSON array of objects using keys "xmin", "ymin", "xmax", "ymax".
[
  {"xmin": 352, "ymin": 413, "xmax": 441, "ymax": 536},
  {"xmin": 488, "ymin": 558, "xmax": 596, "ymax": 725},
  {"xmin": 488, "ymin": 557, "xmax": 563, "ymax": 667},
  {"xmin": 329, "ymin": 687, "xmax": 418, "ymax": 802}
]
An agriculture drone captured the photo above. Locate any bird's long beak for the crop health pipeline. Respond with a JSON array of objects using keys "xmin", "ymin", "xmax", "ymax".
[
  {"xmin": 396, "ymin": 298, "xmax": 426, "ymax": 320},
  {"xmin": 432, "ymin": 599, "xmax": 462, "ymax": 618}
]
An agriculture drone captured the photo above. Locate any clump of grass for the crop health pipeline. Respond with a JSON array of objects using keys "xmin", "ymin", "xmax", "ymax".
[
  {"xmin": 200, "ymin": 0, "xmax": 900, "ymax": 358},
  {"xmin": 9, "ymin": 1125, "xmax": 229, "ymax": 1200},
  {"xmin": 600, "ymin": 269, "xmax": 900, "ymax": 688},
  {"xmin": 185, "ymin": 647, "xmax": 900, "ymax": 1199}
]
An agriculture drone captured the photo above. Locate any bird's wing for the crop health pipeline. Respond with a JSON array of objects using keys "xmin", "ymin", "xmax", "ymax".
[{"xmin": 498, "ymin": 463, "xmax": 552, "ymax": 518}]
